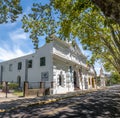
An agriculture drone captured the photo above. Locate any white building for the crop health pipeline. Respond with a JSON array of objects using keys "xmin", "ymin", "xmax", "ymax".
[
  {"xmin": 99, "ymin": 68, "xmax": 106, "ymax": 87},
  {"xmin": 0, "ymin": 37, "xmax": 96, "ymax": 94}
]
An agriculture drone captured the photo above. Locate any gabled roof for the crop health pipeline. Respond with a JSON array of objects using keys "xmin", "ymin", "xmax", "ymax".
[{"xmin": 50, "ymin": 35, "xmax": 87, "ymax": 59}]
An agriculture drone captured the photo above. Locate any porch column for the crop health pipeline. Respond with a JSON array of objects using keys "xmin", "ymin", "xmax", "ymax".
[
  {"xmin": 40, "ymin": 82, "xmax": 44, "ymax": 88},
  {"xmin": 23, "ymin": 81, "xmax": 29, "ymax": 97}
]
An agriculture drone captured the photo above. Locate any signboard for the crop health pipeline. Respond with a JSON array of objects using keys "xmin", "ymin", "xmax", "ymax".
[{"xmin": 41, "ymin": 72, "xmax": 49, "ymax": 81}]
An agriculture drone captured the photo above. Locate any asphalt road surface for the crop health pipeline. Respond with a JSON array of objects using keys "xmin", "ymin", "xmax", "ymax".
[{"xmin": 1, "ymin": 85, "xmax": 120, "ymax": 118}]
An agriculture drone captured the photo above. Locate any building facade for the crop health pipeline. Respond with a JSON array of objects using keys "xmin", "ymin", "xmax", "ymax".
[
  {"xmin": 99, "ymin": 68, "xmax": 106, "ymax": 87},
  {"xmin": 0, "ymin": 37, "xmax": 96, "ymax": 94}
]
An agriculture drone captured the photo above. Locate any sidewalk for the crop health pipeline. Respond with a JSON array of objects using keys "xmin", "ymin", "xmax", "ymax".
[
  {"xmin": 0, "ymin": 89, "xmax": 104, "ymax": 113},
  {"xmin": 0, "ymin": 92, "xmax": 19, "ymax": 102}
]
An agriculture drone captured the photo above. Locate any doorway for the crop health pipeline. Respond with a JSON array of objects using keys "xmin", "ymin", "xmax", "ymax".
[
  {"xmin": 17, "ymin": 76, "xmax": 21, "ymax": 88},
  {"xmin": 92, "ymin": 78, "xmax": 95, "ymax": 88},
  {"xmin": 84, "ymin": 77, "xmax": 88, "ymax": 89},
  {"xmin": 73, "ymin": 71, "xmax": 79, "ymax": 90}
]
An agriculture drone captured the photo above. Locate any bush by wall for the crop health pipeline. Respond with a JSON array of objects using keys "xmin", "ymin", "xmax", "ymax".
[{"xmin": 8, "ymin": 83, "xmax": 19, "ymax": 90}]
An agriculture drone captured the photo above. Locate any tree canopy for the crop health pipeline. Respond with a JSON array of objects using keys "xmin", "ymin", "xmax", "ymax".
[
  {"xmin": 0, "ymin": 0, "xmax": 22, "ymax": 24},
  {"xmin": 21, "ymin": 0, "xmax": 120, "ymax": 74},
  {"xmin": 91, "ymin": 0, "xmax": 120, "ymax": 24},
  {"xmin": 1, "ymin": 0, "xmax": 120, "ymax": 74}
]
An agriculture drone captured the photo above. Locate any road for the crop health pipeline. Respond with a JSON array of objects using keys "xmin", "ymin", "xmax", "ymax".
[{"xmin": 1, "ymin": 85, "xmax": 120, "ymax": 118}]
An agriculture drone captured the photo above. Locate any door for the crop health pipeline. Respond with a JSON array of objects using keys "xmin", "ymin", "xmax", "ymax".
[{"xmin": 17, "ymin": 76, "xmax": 21, "ymax": 88}]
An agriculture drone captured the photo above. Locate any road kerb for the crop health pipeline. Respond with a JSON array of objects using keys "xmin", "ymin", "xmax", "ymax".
[{"xmin": 0, "ymin": 88, "xmax": 106, "ymax": 113}]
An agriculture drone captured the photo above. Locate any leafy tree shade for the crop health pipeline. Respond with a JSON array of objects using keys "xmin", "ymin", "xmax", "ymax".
[
  {"xmin": 0, "ymin": 0, "xmax": 22, "ymax": 24},
  {"xmin": 22, "ymin": 0, "xmax": 120, "ymax": 74},
  {"xmin": 0, "ymin": 0, "xmax": 119, "ymax": 75},
  {"xmin": 91, "ymin": 0, "xmax": 120, "ymax": 24},
  {"xmin": 107, "ymin": 72, "xmax": 120, "ymax": 85},
  {"xmin": 76, "ymin": 10, "xmax": 120, "ymax": 74},
  {"xmin": 22, "ymin": 3, "xmax": 59, "ymax": 50}
]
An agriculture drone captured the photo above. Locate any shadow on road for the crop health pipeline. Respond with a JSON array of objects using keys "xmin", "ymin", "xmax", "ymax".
[
  {"xmin": 45, "ymin": 90, "xmax": 120, "ymax": 118},
  {"xmin": 1, "ymin": 86, "xmax": 120, "ymax": 118}
]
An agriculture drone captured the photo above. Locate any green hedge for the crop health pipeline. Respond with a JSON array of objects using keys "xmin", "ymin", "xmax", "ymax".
[
  {"xmin": 8, "ymin": 83, "xmax": 19, "ymax": 90},
  {"xmin": 0, "ymin": 85, "xmax": 3, "ymax": 89}
]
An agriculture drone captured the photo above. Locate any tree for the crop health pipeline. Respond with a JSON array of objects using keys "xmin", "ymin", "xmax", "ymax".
[
  {"xmin": 91, "ymin": 0, "xmax": 120, "ymax": 24},
  {"xmin": 22, "ymin": 3, "xmax": 58, "ymax": 49},
  {"xmin": 1, "ymin": 0, "xmax": 120, "ymax": 74},
  {"xmin": 107, "ymin": 72, "xmax": 120, "ymax": 85},
  {"xmin": 75, "ymin": 10, "xmax": 120, "ymax": 74},
  {"xmin": 87, "ymin": 57, "xmax": 97, "ymax": 80},
  {"xmin": 22, "ymin": 0, "xmax": 120, "ymax": 74},
  {"xmin": 0, "ymin": 0, "xmax": 22, "ymax": 24}
]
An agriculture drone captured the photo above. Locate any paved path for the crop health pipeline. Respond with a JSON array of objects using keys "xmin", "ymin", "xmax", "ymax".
[
  {"xmin": 0, "ymin": 89, "xmax": 95, "ymax": 112},
  {"xmin": 1, "ymin": 86, "xmax": 120, "ymax": 118},
  {"xmin": 0, "ymin": 92, "xmax": 18, "ymax": 102}
]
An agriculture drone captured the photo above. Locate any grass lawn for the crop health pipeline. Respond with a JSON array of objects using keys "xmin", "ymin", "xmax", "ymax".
[{"xmin": 13, "ymin": 91, "xmax": 23, "ymax": 97}]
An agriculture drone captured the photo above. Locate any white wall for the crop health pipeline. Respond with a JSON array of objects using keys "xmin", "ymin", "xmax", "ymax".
[
  {"xmin": 0, "ymin": 38, "xmax": 96, "ymax": 94},
  {"xmin": 0, "ymin": 42, "xmax": 53, "ymax": 88},
  {"xmin": 28, "ymin": 43, "xmax": 53, "ymax": 83},
  {"xmin": 53, "ymin": 58, "xmax": 74, "ymax": 94}
]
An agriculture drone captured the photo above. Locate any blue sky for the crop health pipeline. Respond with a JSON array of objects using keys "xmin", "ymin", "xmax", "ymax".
[
  {"xmin": 0, "ymin": 0, "xmax": 46, "ymax": 61},
  {"xmin": 0, "ymin": 0, "xmax": 102, "ymax": 74}
]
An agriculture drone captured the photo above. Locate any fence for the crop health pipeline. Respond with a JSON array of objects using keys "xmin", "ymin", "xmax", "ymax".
[
  {"xmin": 0, "ymin": 81, "xmax": 24, "ymax": 98},
  {"xmin": 0, "ymin": 81, "xmax": 23, "ymax": 93},
  {"xmin": 28, "ymin": 82, "xmax": 40, "ymax": 89},
  {"xmin": 0, "ymin": 81, "xmax": 54, "ymax": 97},
  {"xmin": 24, "ymin": 81, "xmax": 54, "ymax": 97}
]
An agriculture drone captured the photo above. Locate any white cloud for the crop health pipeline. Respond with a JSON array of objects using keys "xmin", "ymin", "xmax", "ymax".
[
  {"xmin": 9, "ymin": 28, "xmax": 28, "ymax": 41},
  {"xmin": 2, "ymin": 22, "xmax": 17, "ymax": 27},
  {"xmin": 25, "ymin": 6, "xmax": 31, "ymax": 14},
  {"xmin": 0, "ymin": 46, "xmax": 32, "ymax": 62},
  {"xmin": 0, "ymin": 27, "xmax": 34, "ymax": 62}
]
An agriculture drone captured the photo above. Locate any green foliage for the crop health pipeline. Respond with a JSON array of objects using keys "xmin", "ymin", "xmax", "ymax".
[
  {"xmin": 0, "ymin": 0, "xmax": 22, "ymax": 23},
  {"xmin": 13, "ymin": 91, "xmax": 23, "ymax": 96},
  {"xmin": 22, "ymin": 3, "xmax": 58, "ymax": 49},
  {"xmin": 111, "ymin": 73, "xmax": 120, "ymax": 84},
  {"xmin": 0, "ymin": 1, "xmax": 120, "ymax": 74},
  {"xmin": 8, "ymin": 83, "xmax": 19, "ymax": 90},
  {"xmin": 96, "ymin": 76, "xmax": 101, "ymax": 86},
  {"xmin": 0, "ymin": 84, "xmax": 3, "ymax": 89},
  {"xmin": 107, "ymin": 72, "xmax": 120, "ymax": 85},
  {"xmin": 17, "ymin": 0, "xmax": 120, "ymax": 74},
  {"xmin": 91, "ymin": 0, "xmax": 120, "ymax": 24}
]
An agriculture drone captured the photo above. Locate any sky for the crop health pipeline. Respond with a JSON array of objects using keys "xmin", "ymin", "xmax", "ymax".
[
  {"xmin": 0, "ymin": 0, "xmax": 47, "ymax": 62},
  {"xmin": 0, "ymin": 0, "xmax": 102, "ymax": 75}
]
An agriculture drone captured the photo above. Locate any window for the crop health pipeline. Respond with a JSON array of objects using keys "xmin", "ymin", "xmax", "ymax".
[
  {"xmin": 89, "ymin": 78, "xmax": 91, "ymax": 85},
  {"xmin": 40, "ymin": 57, "xmax": 46, "ymax": 66},
  {"xmin": 9, "ymin": 64, "xmax": 13, "ymax": 71},
  {"xmin": 69, "ymin": 66, "xmax": 72, "ymax": 73},
  {"xmin": 18, "ymin": 62, "xmax": 22, "ymax": 70},
  {"xmin": 28, "ymin": 60, "xmax": 32, "ymax": 68},
  {"xmin": 59, "ymin": 75, "xmax": 62, "ymax": 86}
]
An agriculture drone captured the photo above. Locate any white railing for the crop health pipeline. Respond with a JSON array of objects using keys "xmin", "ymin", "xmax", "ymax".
[
  {"xmin": 53, "ymin": 47, "xmax": 88, "ymax": 69},
  {"xmin": 53, "ymin": 47, "xmax": 70, "ymax": 59},
  {"xmin": 80, "ymin": 62, "xmax": 88, "ymax": 68}
]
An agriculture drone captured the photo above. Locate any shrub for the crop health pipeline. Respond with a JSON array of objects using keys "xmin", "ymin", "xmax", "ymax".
[
  {"xmin": 8, "ymin": 83, "xmax": 19, "ymax": 90},
  {"xmin": 0, "ymin": 85, "xmax": 3, "ymax": 89}
]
